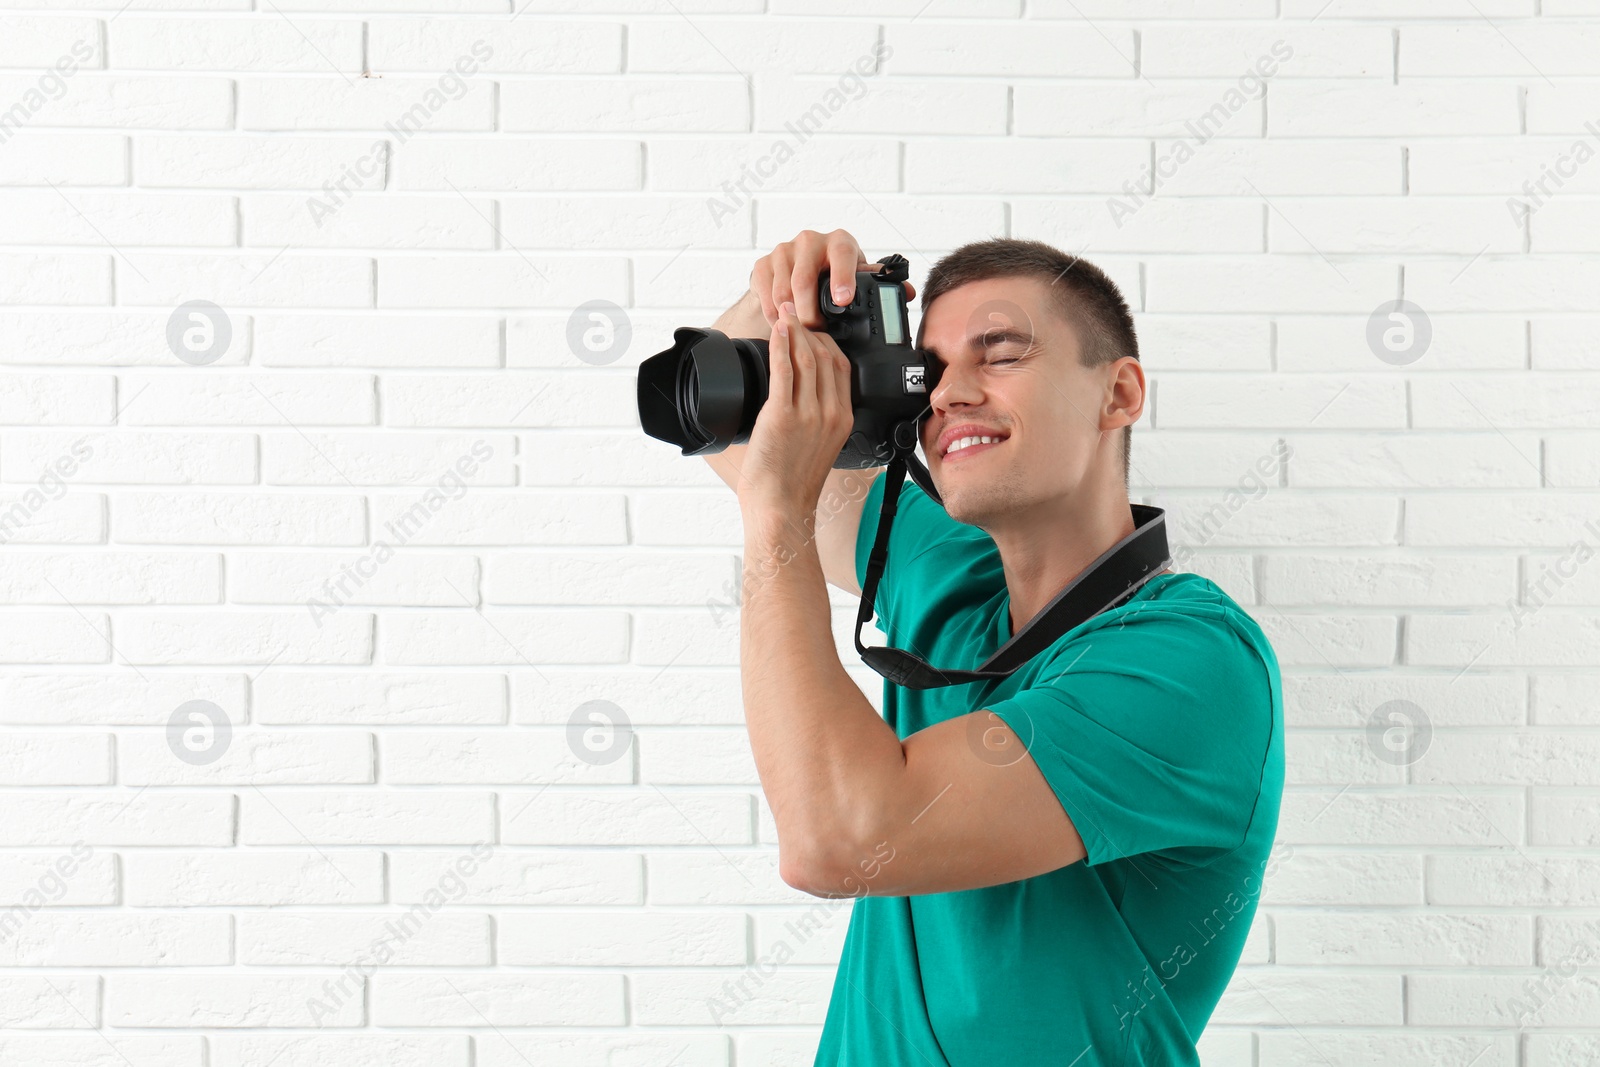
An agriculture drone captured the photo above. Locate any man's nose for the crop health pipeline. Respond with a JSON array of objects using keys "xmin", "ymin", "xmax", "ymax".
[{"xmin": 929, "ymin": 360, "xmax": 981, "ymax": 412}]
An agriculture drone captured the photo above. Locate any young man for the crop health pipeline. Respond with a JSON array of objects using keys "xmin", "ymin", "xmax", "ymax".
[{"xmin": 703, "ymin": 229, "xmax": 1284, "ymax": 1066}]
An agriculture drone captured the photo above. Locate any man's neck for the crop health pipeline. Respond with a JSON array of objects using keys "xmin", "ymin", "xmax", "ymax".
[{"xmin": 987, "ymin": 481, "xmax": 1137, "ymax": 638}]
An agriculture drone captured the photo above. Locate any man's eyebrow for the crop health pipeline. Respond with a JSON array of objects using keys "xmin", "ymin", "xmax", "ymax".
[{"xmin": 922, "ymin": 326, "xmax": 1038, "ymax": 359}]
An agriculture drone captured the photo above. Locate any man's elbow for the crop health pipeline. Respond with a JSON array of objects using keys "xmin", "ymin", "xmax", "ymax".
[
  {"xmin": 779, "ymin": 819, "xmax": 892, "ymax": 898},
  {"xmin": 779, "ymin": 847, "xmax": 828, "ymax": 896},
  {"xmin": 778, "ymin": 822, "xmax": 848, "ymax": 896}
]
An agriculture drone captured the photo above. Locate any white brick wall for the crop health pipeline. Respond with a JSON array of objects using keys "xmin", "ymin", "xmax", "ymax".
[{"xmin": 0, "ymin": 3, "xmax": 1595, "ymax": 1065}]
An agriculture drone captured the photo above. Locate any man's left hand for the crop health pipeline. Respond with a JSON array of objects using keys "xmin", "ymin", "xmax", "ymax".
[{"xmin": 736, "ymin": 300, "xmax": 856, "ymax": 519}]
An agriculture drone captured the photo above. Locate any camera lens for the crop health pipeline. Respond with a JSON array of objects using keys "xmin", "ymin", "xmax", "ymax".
[{"xmin": 638, "ymin": 327, "xmax": 769, "ymax": 456}]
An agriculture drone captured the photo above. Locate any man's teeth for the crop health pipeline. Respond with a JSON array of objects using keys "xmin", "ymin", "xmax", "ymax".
[{"xmin": 946, "ymin": 435, "xmax": 1003, "ymax": 456}]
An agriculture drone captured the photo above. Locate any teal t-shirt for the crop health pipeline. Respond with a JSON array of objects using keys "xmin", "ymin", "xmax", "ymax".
[{"xmin": 814, "ymin": 473, "xmax": 1285, "ymax": 1067}]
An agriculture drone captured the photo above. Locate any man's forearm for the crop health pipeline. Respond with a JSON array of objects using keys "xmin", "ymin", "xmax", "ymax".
[
  {"xmin": 702, "ymin": 289, "xmax": 767, "ymax": 491},
  {"xmin": 713, "ymin": 286, "xmax": 767, "ymax": 337},
  {"xmin": 739, "ymin": 504, "xmax": 906, "ymax": 889}
]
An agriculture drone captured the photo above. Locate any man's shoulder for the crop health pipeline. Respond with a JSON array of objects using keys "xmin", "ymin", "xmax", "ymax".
[
  {"xmin": 1104, "ymin": 572, "xmax": 1271, "ymax": 644},
  {"xmin": 1054, "ymin": 572, "xmax": 1281, "ymax": 690}
]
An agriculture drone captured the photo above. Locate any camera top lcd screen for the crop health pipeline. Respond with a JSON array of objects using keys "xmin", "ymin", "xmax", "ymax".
[{"xmin": 879, "ymin": 284, "xmax": 904, "ymax": 344}]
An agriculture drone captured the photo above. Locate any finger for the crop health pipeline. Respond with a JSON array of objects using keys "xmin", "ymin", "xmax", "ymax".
[
  {"xmin": 833, "ymin": 342, "xmax": 855, "ymax": 416},
  {"xmin": 750, "ymin": 257, "xmax": 776, "ymax": 324},
  {"xmin": 769, "ymin": 303, "xmax": 793, "ymax": 408},
  {"xmin": 826, "ymin": 232, "xmax": 863, "ymax": 307},
  {"xmin": 782, "ymin": 301, "xmax": 816, "ymax": 414},
  {"xmin": 813, "ymin": 327, "xmax": 838, "ymax": 417},
  {"xmin": 905, "ymin": 280, "xmax": 917, "ymax": 302},
  {"xmin": 790, "ymin": 252, "xmax": 823, "ymax": 330},
  {"xmin": 767, "ymin": 246, "xmax": 795, "ymax": 326}
]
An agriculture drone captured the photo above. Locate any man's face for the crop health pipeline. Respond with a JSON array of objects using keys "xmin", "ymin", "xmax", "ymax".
[{"xmin": 915, "ymin": 276, "xmax": 1117, "ymax": 529}]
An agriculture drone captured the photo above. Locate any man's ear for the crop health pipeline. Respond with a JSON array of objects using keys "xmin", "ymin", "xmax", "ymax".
[{"xmin": 1101, "ymin": 356, "xmax": 1146, "ymax": 433}]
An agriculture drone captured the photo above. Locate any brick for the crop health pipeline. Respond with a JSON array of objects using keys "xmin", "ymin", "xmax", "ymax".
[
  {"xmin": 888, "ymin": 23, "xmax": 1133, "ymax": 77},
  {"xmin": 0, "ymin": 732, "xmax": 111, "ymax": 784},
  {"xmin": 115, "ymin": 253, "xmax": 372, "ymax": 308},
  {"xmin": 240, "ymin": 789, "xmax": 490, "ymax": 843},
  {"xmin": 371, "ymin": 973, "xmax": 625, "ymax": 1026},
  {"xmin": 0, "ymin": 671, "xmax": 245, "ymax": 725},
  {"xmin": 135, "ymin": 134, "xmax": 390, "ymax": 190},
  {"xmin": 636, "ymin": 19, "xmax": 875, "ymax": 74},
  {"xmin": 1147, "ymin": 257, "xmax": 1396, "ymax": 313},
  {"xmin": 0, "ymin": 75, "xmax": 232, "ymax": 129},
  {"xmin": 126, "ymin": 851, "xmax": 384, "ymax": 906},
  {"xmin": 0, "ymin": 16, "xmax": 101, "ymax": 68},
  {"xmin": 0, "ymin": 1037, "xmax": 201, "ymax": 1066},
  {"xmin": 112, "ymin": 18, "xmax": 361, "ymax": 71},
  {"xmin": 0, "ymin": 253, "xmax": 111, "ymax": 305},
  {"xmin": 1212, "ymin": 972, "xmax": 1401, "ymax": 1025},
  {"xmin": 383, "ymin": 373, "xmax": 634, "ymax": 427},
  {"xmin": 502, "ymin": 788, "xmax": 751, "ymax": 845},
  {"xmin": 0, "ymin": 913, "xmax": 229, "ymax": 967},
  {"xmin": 261, "ymin": 431, "xmax": 516, "ymax": 486},
  {"xmin": 499, "ymin": 909, "xmax": 746, "ymax": 965},
  {"xmin": 376, "ymin": 255, "xmax": 626, "ymax": 309},
  {"xmin": 1271, "ymin": 81, "xmax": 1519, "ymax": 136},
  {"xmin": 1018, "ymin": 197, "xmax": 1263, "ymax": 254},
  {"xmin": 255, "ymin": 314, "xmax": 499, "ymax": 368},
  {"xmin": 391, "ymin": 849, "xmax": 642, "ymax": 906},
  {"xmin": 634, "ymin": 969, "xmax": 831, "ymax": 1026},
  {"xmin": 383, "ymin": 729, "xmax": 633, "ymax": 784},
  {"xmin": 0, "ymin": 846, "xmax": 115, "ymax": 904},
  {"xmin": 1275, "ymin": 314, "xmax": 1526, "ymax": 372},
  {"xmin": 0, "ymin": 793, "xmax": 231, "ymax": 846},
  {"xmin": 118, "ymin": 371, "xmax": 376, "ymax": 425},
  {"xmin": 238, "ymin": 912, "xmax": 490, "ymax": 965},
  {"xmin": 1286, "ymin": 433, "xmax": 1540, "ymax": 488},
  {"xmin": 369, "ymin": 490, "xmax": 627, "ymax": 545},
  {"xmin": 1, "ymin": 430, "xmax": 254, "ymax": 484},
  {"xmin": 640, "ymin": 728, "xmax": 760, "ymax": 785},
  {"xmin": 760, "ymin": 75, "xmax": 1004, "ymax": 136},
  {"xmin": 0, "ymin": 310, "xmax": 251, "ymax": 366},
  {"xmin": 120, "ymin": 730, "xmax": 372, "ymax": 786},
  {"xmin": 1157, "ymin": 375, "xmax": 1405, "ymax": 428},
  {"xmin": 254, "ymin": 671, "xmax": 505, "ymax": 725},
  {"xmin": 505, "ymin": 78, "xmax": 748, "ymax": 133},
  {"xmin": 1016, "ymin": 84, "xmax": 1264, "ymax": 139},
  {"xmin": 381, "ymin": 609, "xmax": 626, "ymax": 664},
  {"xmin": 112, "ymin": 491, "xmax": 365, "ymax": 545},
  {"xmin": 0, "ymin": 613, "xmax": 111, "ymax": 663},
  {"xmin": 239, "ymin": 76, "xmax": 493, "ymax": 132},
  {"xmin": 231, "ymin": 550, "xmax": 479, "ymax": 608},
  {"xmin": 0, "ymin": 976, "xmax": 99, "ymax": 1026},
  {"xmin": 515, "ymin": 667, "xmax": 744, "ymax": 726},
  {"xmin": 214, "ymin": 1035, "xmax": 468, "ymax": 1067},
  {"xmin": 1265, "ymin": 554, "xmax": 1515, "ymax": 606},
  {"xmin": 107, "ymin": 975, "xmax": 362, "ymax": 1028},
  {"xmin": 0, "ymin": 131, "xmax": 125, "ymax": 185},
  {"xmin": 1144, "ymin": 26, "xmax": 1390, "ymax": 78},
  {"xmin": 368, "ymin": 19, "xmax": 620, "ymax": 72},
  {"xmin": 393, "ymin": 138, "xmax": 639, "ymax": 191},
  {"xmin": 1275, "ymin": 911, "xmax": 1531, "ymax": 966},
  {"xmin": 243, "ymin": 193, "xmax": 495, "ymax": 250}
]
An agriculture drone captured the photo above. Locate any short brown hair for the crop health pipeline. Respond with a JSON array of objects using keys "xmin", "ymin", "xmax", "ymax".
[{"xmin": 915, "ymin": 238, "xmax": 1140, "ymax": 485}]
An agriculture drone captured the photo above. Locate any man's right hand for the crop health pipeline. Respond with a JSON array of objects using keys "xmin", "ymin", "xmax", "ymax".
[
  {"xmin": 705, "ymin": 229, "xmax": 902, "ymax": 597},
  {"xmin": 749, "ymin": 229, "xmax": 918, "ymax": 330}
]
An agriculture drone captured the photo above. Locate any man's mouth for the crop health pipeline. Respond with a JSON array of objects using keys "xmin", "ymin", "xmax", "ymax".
[{"xmin": 942, "ymin": 434, "xmax": 1007, "ymax": 461}]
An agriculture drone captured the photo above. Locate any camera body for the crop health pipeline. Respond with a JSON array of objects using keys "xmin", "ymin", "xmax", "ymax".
[{"xmin": 637, "ymin": 253, "xmax": 933, "ymax": 469}]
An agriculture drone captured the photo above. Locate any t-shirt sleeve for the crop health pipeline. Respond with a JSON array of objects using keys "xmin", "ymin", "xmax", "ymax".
[
  {"xmin": 982, "ymin": 599, "xmax": 1278, "ymax": 869},
  {"xmin": 853, "ymin": 470, "xmax": 973, "ymax": 632}
]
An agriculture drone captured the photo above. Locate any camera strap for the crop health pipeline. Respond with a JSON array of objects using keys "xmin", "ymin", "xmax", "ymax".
[{"xmin": 852, "ymin": 451, "xmax": 1172, "ymax": 691}]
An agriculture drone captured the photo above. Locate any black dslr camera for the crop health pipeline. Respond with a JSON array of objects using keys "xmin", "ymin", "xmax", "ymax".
[{"xmin": 636, "ymin": 254, "xmax": 934, "ymax": 469}]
